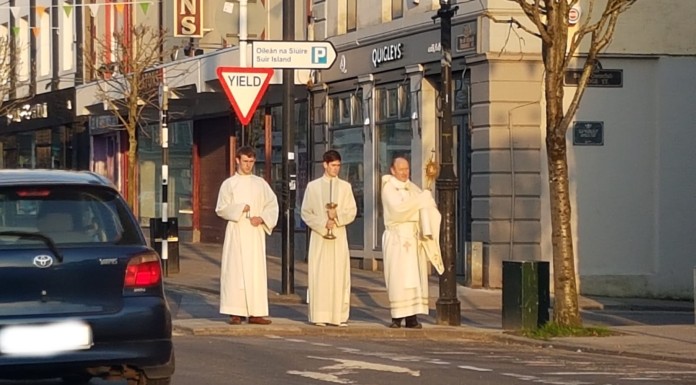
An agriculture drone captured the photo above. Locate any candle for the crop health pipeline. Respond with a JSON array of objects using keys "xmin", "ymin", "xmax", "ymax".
[{"xmin": 329, "ymin": 178, "xmax": 333, "ymax": 203}]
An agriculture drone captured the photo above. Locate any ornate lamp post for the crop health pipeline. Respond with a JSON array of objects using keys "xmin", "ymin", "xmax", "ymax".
[{"xmin": 433, "ymin": 0, "xmax": 461, "ymax": 326}]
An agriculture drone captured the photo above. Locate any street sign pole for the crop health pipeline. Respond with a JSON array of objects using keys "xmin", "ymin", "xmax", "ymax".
[
  {"xmin": 281, "ymin": 0, "xmax": 296, "ymax": 295},
  {"xmin": 159, "ymin": 84, "xmax": 170, "ymax": 277}
]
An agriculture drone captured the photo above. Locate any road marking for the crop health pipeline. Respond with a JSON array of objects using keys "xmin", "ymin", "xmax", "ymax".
[
  {"xmin": 310, "ymin": 356, "xmax": 420, "ymax": 377},
  {"xmin": 285, "ymin": 338, "xmax": 307, "ymax": 343},
  {"xmin": 287, "ymin": 370, "xmax": 353, "ymax": 384},
  {"xmin": 502, "ymin": 372, "xmax": 594, "ymax": 384},
  {"xmin": 458, "ymin": 365, "xmax": 492, "ymax": 372}
]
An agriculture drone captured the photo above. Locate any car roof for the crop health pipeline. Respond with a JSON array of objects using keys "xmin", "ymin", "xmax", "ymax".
[{"xmin": 0, "ymin": 169, "xmax": 114, "ymax": 187}]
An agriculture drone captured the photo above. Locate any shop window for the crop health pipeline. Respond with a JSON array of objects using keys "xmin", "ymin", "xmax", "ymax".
[
  {"xmin": 375, "ymin": 82, "xmax": 412, "ymax": 249},
  {"xmin": 328, "ymin": 91, "xmax": 365, "ymax": 248},
  {"xmin": 137, "ymin": 121, "xmax": 193, "ymax": 228},
  {"xmin": 392, "ymin": 0, "xmax": 403, "ymax": 20},
  {"xmin": 347, "ymin": 0, "xmax": 357, "ymax": 32},
  {"xmin": 38, "ymin": 11, "xmax": 51, "ymax": 77}
]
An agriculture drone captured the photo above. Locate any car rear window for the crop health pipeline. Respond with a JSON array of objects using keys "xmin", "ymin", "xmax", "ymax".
[{"xmin": 0, "ymin": 185, "xmax": 143, "ymax": 246}]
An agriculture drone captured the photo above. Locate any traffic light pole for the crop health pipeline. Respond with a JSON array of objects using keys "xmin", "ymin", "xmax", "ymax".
[{"xmin": 433, "ymin": 0, "xmax": 461, "ymax": 326}]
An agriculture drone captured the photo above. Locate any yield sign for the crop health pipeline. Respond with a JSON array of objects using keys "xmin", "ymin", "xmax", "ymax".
[{"xmin": 216, "ymin": 67, "xmax": 273, "ymax": 125}]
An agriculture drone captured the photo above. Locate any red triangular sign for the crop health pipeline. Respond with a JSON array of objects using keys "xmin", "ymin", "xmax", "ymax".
[{"xmin": 216, "ymin": 67, "xmax": 274, "ymax": 125}]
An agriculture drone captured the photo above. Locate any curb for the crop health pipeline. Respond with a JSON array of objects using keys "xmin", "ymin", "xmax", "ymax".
[{"xmin": 172, "ymin": 318, "xmax": 503, "ymax": 340}]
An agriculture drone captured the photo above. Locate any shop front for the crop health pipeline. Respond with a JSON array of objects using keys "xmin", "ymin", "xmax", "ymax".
[
  {"xmin": 315, "ymin": 19, "xmax": 477, "ymax": 272},
  {"xmin": 0, "ymin": 88, "xmax": 88, "ymax": 171}
]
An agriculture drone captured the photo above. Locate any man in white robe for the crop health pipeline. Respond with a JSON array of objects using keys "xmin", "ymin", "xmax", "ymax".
[
  {"xmin": 301, "ymin": 150, "xmax": 357, "ymax": 327},
  {"xmin": 216, "ymin": 146, "xmax": 279, "ymax": 325},
  {"xmin": 381, "ymin": 156, "xmax": 442, "ymax": 328}
]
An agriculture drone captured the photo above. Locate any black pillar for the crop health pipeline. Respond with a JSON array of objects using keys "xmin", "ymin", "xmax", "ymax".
[
  {"xmin": 281, "ymin": 0, "xmax": 296, "ymax": 294},
  {"xmin": 433, "ymin": 0, "xmax": 461, "ymax": 326}
]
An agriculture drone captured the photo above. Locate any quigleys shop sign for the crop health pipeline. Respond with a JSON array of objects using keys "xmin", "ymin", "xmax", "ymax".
[{"xmin": 371, "ymin": 43, "xmax": 404, "ymax": 68}]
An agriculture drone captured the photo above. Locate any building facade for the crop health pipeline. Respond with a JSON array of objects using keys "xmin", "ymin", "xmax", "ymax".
[
  {"xmin": 311, "ymin": 0, "xmax": 696, "ymax": 299},
  {"xmin": 3, "ymin": 0, "xmax": 695, "ymax": 299}
]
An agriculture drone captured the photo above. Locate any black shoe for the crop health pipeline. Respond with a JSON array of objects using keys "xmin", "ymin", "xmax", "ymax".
[
  {"xmin": 405, "ymin": 315, "xmax": 422, "ymax": 329},
  {"xmin": 389, "ymin": 318, "xmax": 402, "ymax": 328}
]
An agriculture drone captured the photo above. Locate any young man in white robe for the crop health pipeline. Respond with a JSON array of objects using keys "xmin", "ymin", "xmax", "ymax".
[
  {"xmin": 301, "ymin": 150, "xmax": 357, "ymax": 327},
  {"xmin": 216, "ymin": 146, "xmax": 279, "ymax": 325},
  {"xmin": 381, "ymin": 156, "xmax": 442, "ymax": 328}
]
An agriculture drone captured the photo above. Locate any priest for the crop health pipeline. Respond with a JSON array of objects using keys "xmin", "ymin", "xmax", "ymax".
[{"xmin": 381, "ymin": 156, "xmax": 443, "ymax": 329}]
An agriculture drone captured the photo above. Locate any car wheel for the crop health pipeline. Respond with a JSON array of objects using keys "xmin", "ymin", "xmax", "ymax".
[{"xmin": 61, "ymin": 374, "xmax": 92, "ymax": 384}]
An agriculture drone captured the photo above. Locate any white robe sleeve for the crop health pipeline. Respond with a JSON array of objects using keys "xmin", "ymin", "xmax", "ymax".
[
  {"xmin": 382, "ymin": 182, "xmax": 436, "ymax": 225},
  {"xmin": 259, "ymin": 178, "xmax": 279, "ymax": 235},
  {"xmin": 334, "ymin": 179, "xmax": 357, "ymax": 227},
  {"xmin": 301, "ymin": 181, "xmax": 327, "ymax": 235},
  {"xmin": 215, "ymin": 177, "xmax": 245, "ymax": 222}
]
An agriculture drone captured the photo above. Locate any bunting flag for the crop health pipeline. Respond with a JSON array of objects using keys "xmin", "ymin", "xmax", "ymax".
[
  {"xmin": 63, "ymin": 2, "xmax": 73, "ymax": 17},
  {"xmin": 31, "ymin": 27, "xmax": 40, "ymax": 38},
  {"xmin": 139, "ymin": 1, "xmax": 150, "ymax": 15},
  {"xmin": 88, "ymin": 3, "xmax": 100, "ymax": 17},
  {"xmin": 11, "ymin": 26, "xmax": 20, "ymax": 37},
  {"xmin": 1, "ymin": 1, "xmax": 152, "ymax": 18}
]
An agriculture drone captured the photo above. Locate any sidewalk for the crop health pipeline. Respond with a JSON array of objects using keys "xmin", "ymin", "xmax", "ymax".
[{"xmin": 163, "ymin": 233, "xmax": 696, "ymax": 364}]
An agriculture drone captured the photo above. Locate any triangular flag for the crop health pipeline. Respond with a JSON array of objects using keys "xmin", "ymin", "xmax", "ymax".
[
  {"xmin": 115, "ymin": 4, "xmax": 125, "ymax": 13},
  {"xmin": 139, "ymin": 1, "xmax": 151, "ymax": 15},
  {"xmin": 31, "ymin": 27, "xmax": 40, "ymax": 38},
  {"xmin": 88, "ymin": 4, "xmax": 100, "ymax": 17},
  {"xmin": 10, "ymin": 6, "xmax": 20, "ymax": 19},
  {"xmin": 11, "ymin": 26, "xmax": 20, "ymax": 37},
  {"xmin": 36, "ymin": 6, "xmax": 47, "ymax": 16},
  {"xmin": 63, "ymin": 2, "xmax": 73, "ymax": 18}
]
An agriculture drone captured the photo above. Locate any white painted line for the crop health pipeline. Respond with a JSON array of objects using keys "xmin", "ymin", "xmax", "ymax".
[
  {"xmin": 458, "ymin": 365, "xmax": 493, "ymax": 372},
  {"xmin": 287, "ymin": 370, "xmax": 354, "ymax": 384},
  {"xmin": 309, "ymin": 356, "xmax": 420, "ymax": 377},
  {"xmin": 285, "ymin": 338, "xmax": 307, "ymax": 343},
  {"xmin": 501, "ymin": 372, "xmax": 594, "ymax": 384}
]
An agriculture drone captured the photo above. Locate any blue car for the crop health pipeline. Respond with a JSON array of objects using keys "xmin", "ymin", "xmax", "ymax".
[{"xmin": 0, "ymin": 169, "xmax": 174, "ymax": 385}]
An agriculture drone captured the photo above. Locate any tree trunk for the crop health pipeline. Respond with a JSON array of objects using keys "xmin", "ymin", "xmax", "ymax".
[
  {"xmin": 546, "ymin": 137, "xmax": 581, "ymax": 327},
  {"xmin": 544, "ymin": 13, "xmax": 582, "ymax": 326},
  {"xmin": 126, "ymin": 129, "xmax": 137, "ymax": 210}
]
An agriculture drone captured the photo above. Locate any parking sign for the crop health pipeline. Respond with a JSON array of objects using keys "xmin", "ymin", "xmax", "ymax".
[
  {"xmin": 252, "ymin": 41, "xmax": 337, "ymax": 69},
  {"xmin": 311, "ymin": 47, "xmax": 328, "ymax": 65}
]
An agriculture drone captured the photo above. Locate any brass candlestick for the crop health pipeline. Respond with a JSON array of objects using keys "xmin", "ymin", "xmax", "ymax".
[{"xmin": 323, "ymin": 202, "xmax": 337, "ymax": 239}]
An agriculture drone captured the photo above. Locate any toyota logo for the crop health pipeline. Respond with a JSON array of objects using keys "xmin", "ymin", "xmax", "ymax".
[{"xmin": 33, "ymin": 255, "xmax": 54, "ymax": 268}]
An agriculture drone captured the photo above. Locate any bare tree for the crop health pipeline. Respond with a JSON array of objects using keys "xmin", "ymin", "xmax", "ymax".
[
  {"xmin": 0, "ymin": 36, "xmax": 34, "ymax": 120},
  {"xmin": 488, "ymin": 0, "xmax": 636, "ymax": 326},
  {"xmin": 85, "ymin": 25, "xmax": 168, "ymax": 208}
]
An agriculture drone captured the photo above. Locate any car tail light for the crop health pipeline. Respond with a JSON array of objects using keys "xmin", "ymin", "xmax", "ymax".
[{"xmin": 124, "ymin": 252, "xmax": 162, "ymax": 288}]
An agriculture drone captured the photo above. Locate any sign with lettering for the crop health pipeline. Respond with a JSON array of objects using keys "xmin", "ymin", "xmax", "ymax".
[
  {"xmin": 251, "ymin": 41, "xmax": 337, "ymax": 69},
  {"xmin": 216, "ymin": 67, "xmax": 274, "ymax": 125},
  {"xmin": 174, "ymin": 0, "xmax": 204, "ymax": 37},
  {"xmin": 564, "ymin": 68, "xmax": 623, "ymax": 87},
  {"xmin": 371, "ymin": 43, "xmax": 403, "ymax": 68},
  {"xmin": 573, "ymin": 121, "xmax": 604, "ymax": 146}
]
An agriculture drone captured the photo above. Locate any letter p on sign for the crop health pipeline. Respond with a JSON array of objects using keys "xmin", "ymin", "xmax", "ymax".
[{"xmin": 311, "ymin": 47, "xmax": 327, "ymax": 65}]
